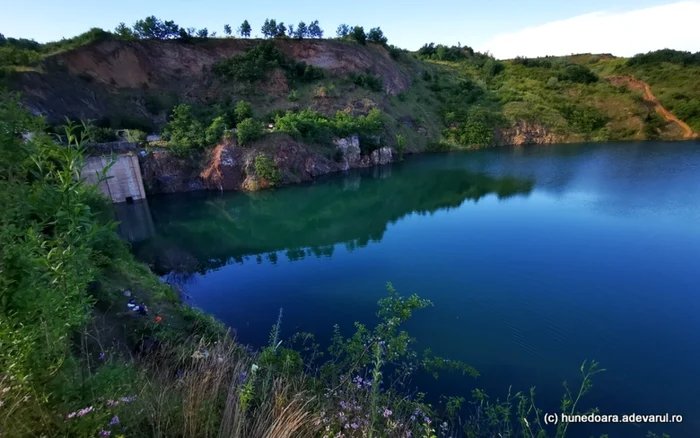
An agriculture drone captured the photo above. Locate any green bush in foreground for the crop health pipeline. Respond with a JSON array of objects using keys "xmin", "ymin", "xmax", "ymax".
[{"xmin": 274, "ymin": 108, "xmax": 383, "ymax": 143}]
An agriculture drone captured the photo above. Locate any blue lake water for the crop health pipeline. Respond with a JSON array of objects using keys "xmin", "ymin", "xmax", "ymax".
[{"xmin": 124, "ymin": 141, "xmax": 700, "ymax": 437}]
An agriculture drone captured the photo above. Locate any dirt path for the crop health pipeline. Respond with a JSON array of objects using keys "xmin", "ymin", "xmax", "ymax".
[{"xmin": 607, "ymin": 74, "xmax": 696, "ymax": 139}]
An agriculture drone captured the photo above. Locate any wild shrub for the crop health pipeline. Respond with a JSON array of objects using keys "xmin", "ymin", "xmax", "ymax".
[
  {"xmin": 253, "ymin": 155, "xmax": 282, "ymax": 186},
  {"xmin": 273, "ymin": 108, "xmax": 383, "ymax": 143},
  {"xmin": 236, "ymin": 118, "xmax": 263, "ymax": 146},
  {"xmin": 350, "ymin": 72, "xmax": 383, "ymax": 92}
]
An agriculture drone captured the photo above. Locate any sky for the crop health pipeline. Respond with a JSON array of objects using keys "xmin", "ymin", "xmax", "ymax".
[{"xmin": 1, "ymin": 0, "xmax": 698, "ymax": 59}]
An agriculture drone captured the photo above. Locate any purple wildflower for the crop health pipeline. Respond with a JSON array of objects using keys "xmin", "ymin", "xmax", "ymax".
[
  {"xmin": 383, "ymin": 408, "xmax": 392, "ymax": 418},
  {"xmin": 340, "ymin": 401, "xmax": 348, "ymax": 410},
  {"xmin": 351, "ymin": 423, "xmax": 359, "ymax": 430},
  {"xmin": 67, "ymin": 412, "xmax": 76, "ymax": 419},
  {"xmin": 99, "ymin": 430, "xmax": 111, "ymax": 437},
  {"xmin": 424, "ymin": 417, "xmax": 431, "ymax": 425},
  {"xmin": 98, "ymin": 352, "xmax": 105, "ymax": 361},
  {"xmin": 108, "ymin": 415, "xmax": 119, "ymax": 426},
  {"xmin": 77, "ymin": 406, "xmax": 93, "ymax": 417},
  {"xmin": 120, "ymin": 395, "xmax": 136, "ymax": 403},
  {"xmin": 410, "ymin": 415, "xmax": 416, "ymax": 421},
  {"xmin": 239, "ymin": 372, "xmax": 247, "ymax": 383}
]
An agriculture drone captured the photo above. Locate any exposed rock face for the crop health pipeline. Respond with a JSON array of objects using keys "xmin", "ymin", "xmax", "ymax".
[
  {"xmin": 370, "ymin": 147, "xmax": 393, "ymax": 165},
  {"xmin": 495, "ymin": 120, "xmax": 564, "ymax": 146},
  {"xmin": 333, "ymin": 136, "xmax": 361, "ymax": 170},
  {"xmin": 140, "ymin": 134, "xmax": 398, "ymax": 195}
]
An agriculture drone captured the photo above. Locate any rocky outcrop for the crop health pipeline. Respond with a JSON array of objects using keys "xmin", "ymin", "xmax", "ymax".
[
  {"xmin": 140, "ymin": 134, "xmax": 397, "ymax": 195},
  {"xmin": 494, "ymin": 120, "xmax": 564, "ymax": 146}
]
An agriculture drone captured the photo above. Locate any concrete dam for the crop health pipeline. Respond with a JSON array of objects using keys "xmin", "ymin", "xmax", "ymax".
[{"xmin": 84, "ymin": 154, "xmax": 146, "ymax": 204}]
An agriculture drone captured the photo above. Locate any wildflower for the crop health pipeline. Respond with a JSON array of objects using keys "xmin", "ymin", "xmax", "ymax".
[
  {"xmin": 67, "ymin": 412, "xmax": 77, "ymax": 419},
  {"xmin": 98, "ymin": 352, "xmax": 105, "ymax": 361},
  {"xmin": 424, "ymin": 417, "xmax": 431, "ymax": 425},
  {"xmin": 0, "ymin": 401, "xmax": 4, "ymax": 407},
  {"xmin": 109, "ymin": 416, "xmax": 119, "ymax": 426},
  {"xmin": 351, "ymin": 423, "xmax": 359, "ymax": 429},
  {"xmin": 441, "ymin": 422, "xmax": 449, "ymax": 431},
  {"xmin": 410, "ymin": 415, "xmax": 416, "ymax": 421},
  {"xmin": 99, "ymin": 430, "xmax": 111, "ymax": 436},
  {"xmin": 120, "ymin": 395, "xmax": 136, "ymax": 403},
  {"xmin": 238, "ymin": 372, "xmax": 247, "ymax": 383},
  {"xmin": 1, "ymin": 388, "xmax": 9, "ymax": 394},
  {"xmin": 340, "ymin": 401, "xmax": 348, "ymax": 410},
  {"xmin": 77, "ymin": 406, "xmax": 93, "ymax": 417},
  {"xmin": 404, "ymin": 432, "xmax": 412, "ymax": 438},
  {"xmin": 106, "ymin": 400, "xmax": 119, "ymax": 407},
  {"xmin": 383, "ymin": 408, "xmax": 392, "ymax": 418}
]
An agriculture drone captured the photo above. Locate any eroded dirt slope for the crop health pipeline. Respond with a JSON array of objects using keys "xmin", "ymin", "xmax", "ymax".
[{"xmin": 13, "ymin": 38, "xmax": 412, "ymax": 125}]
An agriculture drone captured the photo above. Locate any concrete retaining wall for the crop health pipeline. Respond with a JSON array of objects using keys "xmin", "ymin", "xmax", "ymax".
[{"xmin": 84, "ymin": 154, "xmax": 146, "ymax": 203}]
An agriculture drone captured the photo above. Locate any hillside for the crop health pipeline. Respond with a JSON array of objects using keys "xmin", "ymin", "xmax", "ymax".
[{"xmin": 2, "ymin": 27, "xmax": 699, "ymax": 194}]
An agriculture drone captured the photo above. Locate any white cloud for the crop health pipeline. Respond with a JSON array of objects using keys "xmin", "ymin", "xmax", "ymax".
[{"xmin": 482, "ymin": 1, "xmax": 700, "ymax": 59}]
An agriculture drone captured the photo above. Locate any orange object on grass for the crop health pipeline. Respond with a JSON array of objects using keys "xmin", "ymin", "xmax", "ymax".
[{"xmin": 154, "ymin": 316, "xmax": 163, "ymax": 323}]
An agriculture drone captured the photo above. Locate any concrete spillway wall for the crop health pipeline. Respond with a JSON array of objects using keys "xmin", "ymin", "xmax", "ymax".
[{"xmin": 84, "ymin": 154, "xmax": 146, "ymax": 203}]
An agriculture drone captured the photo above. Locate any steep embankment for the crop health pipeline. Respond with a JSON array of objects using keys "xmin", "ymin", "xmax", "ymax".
[
  {"xmin": 608, "ymin": 74, "xmax": 696, "ymax": 139},
  {"xmin": 12, "ymin": 38, "xmax": 413, "ymax": 126}
]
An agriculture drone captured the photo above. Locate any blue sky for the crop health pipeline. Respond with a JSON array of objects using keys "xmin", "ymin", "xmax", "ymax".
[{"xmin": 1, "ymin": 0, "xmax": 698, "ymax": 58}]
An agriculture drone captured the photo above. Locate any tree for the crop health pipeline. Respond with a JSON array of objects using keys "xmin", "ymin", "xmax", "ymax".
[
  {"xmin": 132, "ymin": 16, "xmax": 179, "ymax": 39},
  {"xmin": 276, "ymin": 22, "xmax": 287, "ymax": 38},
  {"xmin": 196, "ymin": 28, "xmax": 209, "ymax": 38},
  {"xmin": 308, "ymin": 20, "xmax": 323, "ymax": 38},
  {"xmin": 224, "ymin": 24, "xmax": 232, "ymax": 36},
  {"xmin": 350, "ymin": 26, "xmax": 366, "ymax": 45},
  {"xmin": 237, "ymin": 118, "xmax": 263, "ymax": 146},
  {"xmin": 205, "ymin": 116, "xmax": 228, "ymax": 145},
  {"xmin": 234, "ymin": 100, "xmax": 253, "ymax": 123},
  {"xmin": 287, "ymin": 24, "xmax": 295, "ymax": 37},
  {"xmin": 294, "ymin": 21, "xmax": 307, "ymax": 39},
  {"xmin": 367, "ymin": 27, "xmax": 387, "ymax": 44},
  {"xmin": 261, "ymin": 19, "xmax": 278, "ymax": 38},
  {"xmin": 336, "ymin": 24, "xmax": 350, "ymax": 38},
  {"xmin": 115, "ymin": 22, "xmax": 135, "ymax": 39},
  {"xmin": 239, "ymin": 20, "xmax": 251, "ymax": 38},
  {"xmin": 163, "ymin": 104, "xmax": 206, "ymax": 155}
]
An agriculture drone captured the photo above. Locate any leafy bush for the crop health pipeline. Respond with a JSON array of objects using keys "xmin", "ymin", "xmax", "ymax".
[
  {"xmin": 253, "ymin": 155, "xmax": 282, "ymax": 186},
  {"xmin": 628, "ymin": 49, "xmax": 700, "ymax": 67},
  {"xmin": 236, "ymin": 118, "xmax": 263, "ymax": 146},
  {"xmin": 162, "ymin": 104, "xmax": 206, "ymax": 155},
  {"xmin": 212, "ymin": 41, "xmax": 325, "ymax": 84},
  {"xmin": 87, "ymin": 125, "xmax": 117, "ymax": 143},
  {"xmin": 557, "ymin": 102, "xmax": 608, "ymax": 133},
  {"xmin": 558, "ymin": 64, "xmax": 598, "ymax": 84},
  {"xmin": 447, "ymin": 107, "xmax": 500, "ymax": 147},
  {"xmin": 274, "ymin": 108, "xmax": 383, "ymax": 143},
  {"xmin": 205, "ymin": 116, "xmax": 228, "ymax": 145},
  {"xmin": 512, "ymin": 56, "xmax": 553, "ymax": 68},
  {"xmin": 234, "ymin": 100, "xmax": 253, "ymax": 123},
  {"xmin": 125, "ymin": 129, "xmax": 147, "ymax": 144},
  {"xmin": 350, "ymin": 72, "xmax": 383, "ymax": 91},
  {"xmin": 643, "ymin": 111, "xmax": 666, "ymax": 139},
  {"xmin": 287, "ymin": 89, "xmax": 299, "ymax": 102}
]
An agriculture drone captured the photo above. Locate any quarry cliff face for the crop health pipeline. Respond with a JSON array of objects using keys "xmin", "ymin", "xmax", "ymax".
[{"xmin": 14, "ymin": 38, "xmax": 411, "ymax": 125}]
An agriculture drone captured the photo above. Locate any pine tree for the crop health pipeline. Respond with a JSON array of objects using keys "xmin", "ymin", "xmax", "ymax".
[
  {"xmin": 223, "ymin": 24, "xmax": 232, "ymax": 36},
  {"xmin": 239, "ymin": 20, "xmax": 251, "ymax": 38}
]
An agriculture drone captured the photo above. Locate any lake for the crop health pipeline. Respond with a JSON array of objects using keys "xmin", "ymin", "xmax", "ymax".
[{"xmin": 123, "ymin": 141, "xmax": 700, "ymax": 437}]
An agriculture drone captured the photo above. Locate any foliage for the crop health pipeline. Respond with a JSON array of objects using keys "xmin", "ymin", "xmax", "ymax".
[
  {"xmin": 556, "ymin": 102, "xmax": 608, "ymax": 134},
  {"xmin": 350, "ymin": 72, "xmax": 384, "ymax": 91},
  {"xmin": 628, "ymin": 48, "xmax": 700, "ymax": 67},
  {"xmin": 273, "ymin": 108, "xmax": 383, "ymax": 143},
  {"xmin": 86, "ymin": 125, "xmax": 117, "ymax": 143},
  {"xmin": 295, "ymin": 22, "xmax": 308, "ymax": 39},
  {"xmin": 205, "ymin": 115, "xmax": 228, "ymax": 145},
  {"xmin": 367, "ymin": 27, "xmax": 388, "ymax": 45},
  {"xmin": 558, "ymin": 64, "xmax": 598, "ymax": 84},
  {"xmin": 212, "ymin": 41, "xmax": 325, "ymax": 84},
  {"xmin": 336, "ymin": 24, "xmax": 351, "ymax": 38},
  {"xmin": 308, "ymin": 20, "xmax": 323, "ymax": 38},
  {"xmin": 132, "ymin": 16, "xmax": 180, "ymax": 39},
  {"xmin": 253, "ymin": 155, "xmax": 282, "ymax": 186},
  {"xmin": 445, "ymin": 106, "xmax": 501, "ymax": 148},
  {"xmin": 239, "ymin": 20, "xmax": 252, "ymax": 38},
  {"xmin": 223, "ymin": 24, "xmax": 232, "ymax": 36},
  {"xmin": 234, "ymin": 100, "xmax": 253, "ymax": 123},
  {"xmin": 643, "ymin": 111, "xmax": 666, "ymax": 139},
  {"xmin": 125, "ymin": 129, "xmax": 147, "ymax": 144},
  {"xmin": 261, "ymin": 19, "xmax": 278, "ymax": 38},
  {"xmin": 395, "ymin": 134, "xmax": 406, "ymax": 160},
  {"xmin": 236, "ymin": 118, "xmax": 263, "ymax": 146},
  {"xmin": 162, "ymin": 104, "xmax": 206, "ymax": 155},
  {"xmin": 418, "ymin": 43, "xmax": 477, "ymax": 61},
  {"xmin": 350, "ymin": 26, "xmax": 367, "ymax": 45}
]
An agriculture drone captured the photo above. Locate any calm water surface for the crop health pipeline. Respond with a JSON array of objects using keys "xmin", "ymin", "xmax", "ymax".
[{"xmin": 124, "ymin": 141, "xmax": 700, "ymax": 437}]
